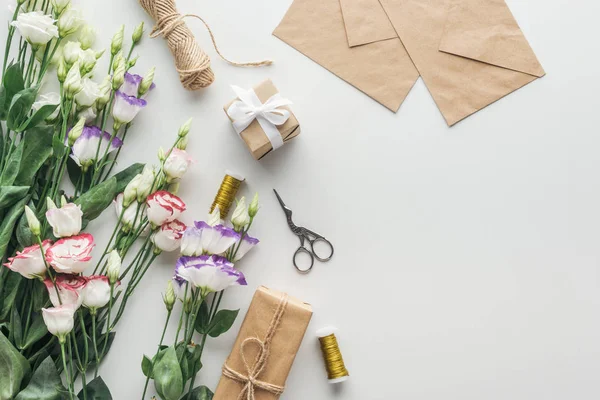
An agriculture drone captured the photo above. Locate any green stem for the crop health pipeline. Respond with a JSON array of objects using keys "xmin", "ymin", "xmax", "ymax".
[
  {"xmin": 92, "ymin": 313, "xmax": 100, "ymax": 378},
  {"xmin": 141, "ymin": 310, "xmax": 171, "ymax": 400},
  {"xmin": 1, "ymin": 6, "xmax": 19, "ymax": 78},
  {"xmin": 37, "ymin": 236, "xmax": 62, "ymax": 305},
  {"xmin": 98, "ymin": 285, "xmax": 115, "ymax": 363},
  {"xmin": 60, "ymin": 342, "xmax": 75, "ymax": 400}
]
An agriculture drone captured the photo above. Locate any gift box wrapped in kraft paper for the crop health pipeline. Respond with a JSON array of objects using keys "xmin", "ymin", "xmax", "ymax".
[
  {"xmin": 214, "ymin": 286, "xmax": 312, "ymax": 399},
  {"xmin": 224, "ymin": 80, "xmax": 300, "ymax": 160}
]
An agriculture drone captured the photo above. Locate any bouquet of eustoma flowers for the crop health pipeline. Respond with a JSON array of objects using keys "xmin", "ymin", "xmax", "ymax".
[
  {"xmin": 140, "ymin": 195, "xmax": 260, "ymax": 400},
  {"xmin": 0, "ymin": 0, "xmax": 197, "ymax": 398}
]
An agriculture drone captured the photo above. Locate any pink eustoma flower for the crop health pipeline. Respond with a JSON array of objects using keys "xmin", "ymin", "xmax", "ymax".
[
  {"xmin": 44, "ymin": 274, "xmax": 87, "ymax": 308},
  {"xmin": 45, "ymin": 233, "xmax": 95, "ymax": 274},
  {"xmin": 152, "ymin": 220, "xmax": 186, "ymax": 252},
  {"xmin": 146, "ymin": 191, "xmax": 186, "ymax": 227},
  {"xmin": 3, "ymin": 240, "xmax": 52, "ymax": 279},
  {"xmin": 82, "ymin": 275, "xmax": 116, "ymax": 310}
]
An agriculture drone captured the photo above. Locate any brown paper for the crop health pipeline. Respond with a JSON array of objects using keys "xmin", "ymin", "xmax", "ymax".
[
  {"xmin": 339, "ymin": 0, "xmax": 398, "ymax": 47},
  {"xmin": 273, "ymin": 0, "xmax": 419, "ymax": 112},
  {"xmin": 214, "ymin": 286, "xmax": 313, "ymax": 400},
  {"xmin": 378, "ymin": 0, "xmax": 544, "ymax": 125},
  {"xmin": 224, "ymin": 79, "xmax": 300, "ymax": 160},
  {"xmin": 438, "ymin": 0, "xmax": 545, "ymax": 77}
]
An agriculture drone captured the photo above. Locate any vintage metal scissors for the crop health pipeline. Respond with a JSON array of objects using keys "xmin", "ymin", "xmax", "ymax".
[{"xmin": 273, "ymin": 189, "xmax": 334, "ymax": 273}]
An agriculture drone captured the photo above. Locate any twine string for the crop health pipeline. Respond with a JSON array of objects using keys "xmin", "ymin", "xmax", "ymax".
[
  {"xmin": 222, "ymin": 294, "xmax": 289, "ymax": 400},
  {"xmin": 139, "ymin": 0, "xmax": 272, "ymax": 90}
]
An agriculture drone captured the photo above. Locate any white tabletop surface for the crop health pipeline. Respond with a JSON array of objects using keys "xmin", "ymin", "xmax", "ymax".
[{"xmin": 4, "ymin": 0, "xmax": 600, "ymax": 398}]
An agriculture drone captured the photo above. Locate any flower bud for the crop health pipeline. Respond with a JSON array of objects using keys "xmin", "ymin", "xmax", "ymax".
[
  {"xmin": 163, "ymin": 280, "xmax": 176, "ymax": 311},
  {"xmin": 106, "ymin": 250, "xmax": 121, "ymax": 285},
  {"xmin": 176, "ymin": 135, "xmax": 188, "ymax": 150},
  {"xmin": 112, "ymin": 58, "xmax": 125, "ymax": 90},
  {"xmin": 50, "ymin": 0, "xmax": 71, "ymax": 13},
  {"xmin": 79, "ymin": 25, "xmax": 95, "ymax": 50},
  {"xmin": 79, "ymin": 48, "xmax": 98, "ymax": 75},
  {"xmin": 178, "ymin": 118, "xmax": 192, "ymax": 137},
  {"xmin": 57, "ymin": 59, "xmax": 67, "ymax": 83},
  {"xmin": 60, "ymin": 195, "xmax": 68, "ymax": 207},
  {"xmin": 96, "ymin": 76, "xmax": 111, "ymax": 109},
  {"xmin": 136, "ymin": 165, "xmax": 156, "ymax": 202},
  {"xmin": 132, "ymin": 21, "xmax": 144, "ymax": 44},
  {"xmin": 68, "ymin": 117, "xmax": 85, "ymax": 146},
  {"xmin": 46, "ymin": 197, "xmax": 57, "ymax": 211},
  {"xmin": 58, "ymin": 8, "xmax": 82, "ymax": 38},
  {"xmin": 111, "ymin": 51, "xmax": 123, "ymax": 72},
  {"xmin": 62, "ymin": 40, "xmax": 80, "ymax": 67},
  {"xmin": 183, "ymin": 294, "xmax": 193, "ymax": 313},
  {"xmin": 24, "ymin": 205, "xmax": 41, "ymax": 237},
  {"xmin": 127, "ymin": 55, "xmax": 139, "ymax": 70},
  {"xmin": 110, "ymin": 25, "xmax": 124, "ymax": 56},
  {"xmin": 64, "ymin": 61, "xmax": 83, "ymax": 99},
  {"xmin": 138, "ymin": 67, "xmax": 155, "ymax": 97},
  {"xmin": 231, "ymin": 197, "xmax": 250, "ymax": 231},
  {"xmin": 207, "ymin": 206, "xmax": 221, "ymax": 227},
  {"xmin": 123, "ymin": 175, "xmax": 141, "ymax": 207},
  {"xmin": 248, "ymin": 192, "xmax": 259, "ymax": 218},
  {"xmin": 157, "ymin": 147, "xmax": 166, "ymax": 161}
]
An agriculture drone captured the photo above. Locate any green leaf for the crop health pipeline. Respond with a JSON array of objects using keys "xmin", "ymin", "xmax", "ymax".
[
  {"xmin": 153, "ymin": 346, "xmax": 184, "ymax": 400},
  {"xmin": 22, "ymin": 313, "xmax": 48, "ymax": 350},
  {"xmin": 51, "ymin": 135, "xmax": 67, "ymax": 160},
  {"xmin": 66, "ymin": 157, "xmax": 92, "ymax": 193},
  {"xmin": 77, "ymin": 376, "xmax": 112, "ymax": 400},
  {"xmin": 75, "ymin": 177, "xmax": 117, "ymax": 221},
  {"xmin": 0, "ymin": 196, "xmax": 28, "ymax": 261},
  {"xmin": 194, "ymin": 301, "xmax": 210, "ymax": 334},
  {"xmin": 3, "ymin": 62, "xmax": 25, "ymax": 96},
  {"xmin": 11, "ymin": 307, "xmax": 23, "ymax": 349},
  {"xmin": 0, "ymin": 86, "xmax": 6, "ymax": 119},
  {"xmin": 112, "ymin": 163, "xmax": 145, "ymax": 193},
  {"xmin": 0, "ymin": 140, "xmax": 24, "ymax": 186},
  {"xmin": 141, "ymin": 355, "xmax": 153, "ymax": 378},
  {"xmin": 182, "ymin": 386, "xmax": 214, "ymax": 400},
  {"xmin": 21, "ymin": 104, "xmax": 57, "ymax": 131},
  {"xmin": 16, "ymin": 205, "xmax": 33, "ymax": 248},
  {"xmin": 14, "ymin": 126, "xmax": 54, "ymax": 186},
  {"xmin": 15, "ymin": 356, "xmax": 64, "ymax": 400},
  {"xmin": 207, "ymin": 309, "xmax": 239, "ymax": 338},
  {"xmin": 185, "ymin": 344, "xmax": 202, "ymax": 378},
  {"xmin": 0, "ymin": 185, "xmax": 29, "ymax": 209},
  {"xmin": 0, "ymin": 271, "xmax": 24, "ymax": 324},
  {"xmin": 0, "ymin": 331, "xmax": 31, "ymax": 400},
  {"xmin": 7, "ymin": 87, "xmax": 37, "ymax": 131}
]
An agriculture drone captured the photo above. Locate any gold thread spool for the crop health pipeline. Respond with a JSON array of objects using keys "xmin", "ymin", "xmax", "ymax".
[
  {"xmin": 317, "ymin": 327, "xmax": 350, "ymax": 383},
  {"xmin": 210, "ymin": 170, "xmax": 245, "ymax": 219}
]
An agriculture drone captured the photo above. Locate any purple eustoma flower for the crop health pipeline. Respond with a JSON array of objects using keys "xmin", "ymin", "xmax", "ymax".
[
  {"xmin": 175, "ymin": 255, "xmax": 247, "ymax": 295},
  {"xmin": 233, "ymin": 234, "xmax": 259, "ymax": 262},
  {"xmin": 121, "ymin": 72, "xmax": 155, "ymax": 98},
  {"xmin": 112, "ymin": 90, "xmax": 147, "ymax": 125},
  {"xmin": 71, "ymin": 126, "xmax": 122, "ymax": 169},
  {"xmin": 180, "ymin": 221, "xmax": 241, "ymax": 257}
]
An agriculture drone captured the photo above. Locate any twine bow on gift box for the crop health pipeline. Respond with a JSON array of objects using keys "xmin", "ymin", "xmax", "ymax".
[
  {"xmin": 222, "ymin": 294, "xmax": 289, "ymax": 400},
  {"xmin": 226, "ymin": 85, "xmax": 293, "ymax": 151},
  {"xmin": 138, "ymin": 0, "xmax": 272, "ymax": 90}
]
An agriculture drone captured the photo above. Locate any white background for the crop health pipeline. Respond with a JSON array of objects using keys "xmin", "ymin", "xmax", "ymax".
[{"xmin": 4, "ymin": 0, "xmax": 600, "ymax": 398}]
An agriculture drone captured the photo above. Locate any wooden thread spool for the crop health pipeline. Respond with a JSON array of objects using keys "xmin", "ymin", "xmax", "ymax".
[
  {"xmin": 317, "ymin": 326, "xmax": 350, "ymax": 383},
  {"xmin": 210, "ymin": 170, "xmax": 244, "ymax": 219}
]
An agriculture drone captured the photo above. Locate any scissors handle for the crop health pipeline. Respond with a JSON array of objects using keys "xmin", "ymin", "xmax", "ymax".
[
  {"xmin": 293, "ymin": 246, "xmax": 314, "ymax": 274},
  {"xmin": 308, "ymin": 236, "xmax": 334, "ymax": 262}
]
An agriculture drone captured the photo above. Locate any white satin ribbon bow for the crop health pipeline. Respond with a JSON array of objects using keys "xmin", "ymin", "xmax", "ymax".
[{"xmin": 226, "ymin": 85, "xmax": 293, "ymax": 151}]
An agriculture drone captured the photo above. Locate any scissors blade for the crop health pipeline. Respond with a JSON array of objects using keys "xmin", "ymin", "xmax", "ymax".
[{"xmin": 273, "ymin": 189, "xmax": 292, "ymax": 213}]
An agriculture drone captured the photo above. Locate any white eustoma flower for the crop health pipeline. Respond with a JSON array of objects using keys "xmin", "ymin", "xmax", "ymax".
[
  {"xmin": 42, "ymin": 304, "xmax": 76, "ymax": 342},
  {"xmin": 45, "ymin": 202, "xmax": 83, "ymax": 238},
  {"xmin": 62, "ymin": 40, "xmax": 81, "ymax": 66},
  {"xmin": 233, "ymin": 234, "xmax": 260, "ymax": 262},
  {"xmin": 82, "ymin": 276, "xmax": 114, "ymax": 311},
  {"xmin": 57, "ymin": 8, "xmax": 82, "ymax": 37},
  {"xmin": 32, "ymin": 92, "xmax": 60, "ymax": 120},
  {"xmin": 74, "ymin": 77, "xmax": 101, "ymax": 108},
  {"xmin": 70, "ymin": 126, "xmax": 122, "ymax": 169},
  {"xmin": 174, "ymin": 255, "xmax": 246, "ymax": 295},
  {"xmin": 163, "ymin": 148, "xmax": 193, "ymax": 183},
  {"xmin": 78, "ymin": 24, "xmax": 95, "ymax": 49},
  {"xmin": 180, "ymin": 222, "xmax": 240, "ymax": 257},
  {"xmin": 77, "ymin": 106, "xmax": 96, "ymax": 124},
  {"xmin": 11, "ymin": 12, "xmax": 58, "ymax": 47}
]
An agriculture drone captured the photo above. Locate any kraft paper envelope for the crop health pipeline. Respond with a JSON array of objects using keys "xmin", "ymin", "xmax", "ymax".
[
  {"xmin": 273, "ymin": 0, "xmax": 419, "ymax": 112},
  {"xmin": 378, "ymin": 0, "xmax": 545, "ymax": 125},
  {"xmin": 339, "ymin": 0, "xmax": 398, "ymax": 47}
]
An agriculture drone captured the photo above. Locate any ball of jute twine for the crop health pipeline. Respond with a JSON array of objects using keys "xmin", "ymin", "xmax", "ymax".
[{"xmin": 139, "ymin": 0, "xmax": 272, "ymax": 90}]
